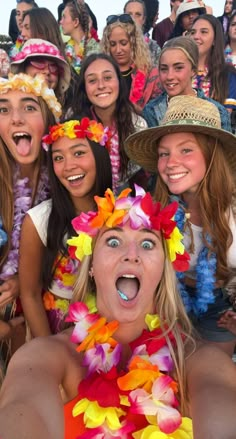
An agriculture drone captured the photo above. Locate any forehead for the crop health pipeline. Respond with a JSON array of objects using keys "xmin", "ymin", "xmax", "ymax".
[
  {"xmin": 109, "ymin": 26, "xmax": 129, "ymax": 40},
  {"xmin": 0, "ymin": 89, "xmax": 39, "ymax": 103},
  {"xmin": 192, "ymin": 19, "xmax": 213, "ymax": 30},
  {"xmin": 16, "ymin": 3, "xmax": 33, "ymax": 12},
  {"xmin": 85, "ymin": 59, "xmax": 117, "ymax": 76},
  {"xmin": 160, "ymin": 48, "xmax": 191, "ymax": 63},
  {"xmin": 51, "ymin": 136, "xmax": 90, "ymax": 151},
  {"xmin": 125, "ymin": 2, "xmax": 145, "ymax": 13}
]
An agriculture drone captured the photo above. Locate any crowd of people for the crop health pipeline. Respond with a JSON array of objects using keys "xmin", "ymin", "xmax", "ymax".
[{"xmin": 0, "ymin": 1, "xmax": 236, "ymax": 438}]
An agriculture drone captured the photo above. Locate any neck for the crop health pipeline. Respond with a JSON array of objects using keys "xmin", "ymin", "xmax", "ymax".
[
  {"xmin": 92, "ymin": 106, "xmax": 115, "ymax": 128},
  {"xmin": 181, "ymin": 193, "xmax": 202, "ymax": 225},
  {"xmin": 19, "ymin": 162, "xmax": 38, "ymax": 189},
  {"xmin": 120, "ymin": 64, "xmax": 132, "ymax": 73},
  {"xmin": 198, "ymin": 55, "xmax": 208, "ymax": 71},
  {"xmin": 71, "ymin": 27, "xmax": 85, "ymax": 44},
  {"xmin": 230, "ymin": 40, "xmax": 236, "ymax": 53},
  {"xmin": 72, "ymin": 193, "xmax": 96, "ymax": 215},
  {"xmin": 169, "ymin": 10, "xmax": 176, "ymax": 23}
]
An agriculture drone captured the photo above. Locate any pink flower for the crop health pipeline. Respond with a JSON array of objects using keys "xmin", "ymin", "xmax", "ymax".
[{"xmin": 65, "ymin": 302, "xmax": 99, "ymax": 343}]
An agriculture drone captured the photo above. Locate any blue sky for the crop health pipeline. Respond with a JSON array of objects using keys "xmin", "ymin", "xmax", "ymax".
[{"xmin": 1, "ymin": 0, "xmax": 224, "ymax": 37}]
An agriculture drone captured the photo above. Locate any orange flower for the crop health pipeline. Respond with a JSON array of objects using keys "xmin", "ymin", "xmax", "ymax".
[
  {"xmin": 77, "ymin": 317, "xmax": 119, "ymax": 352},
  {"xmin": 43, "ymin": 291, "xmax": 55, "ymax": 310}
]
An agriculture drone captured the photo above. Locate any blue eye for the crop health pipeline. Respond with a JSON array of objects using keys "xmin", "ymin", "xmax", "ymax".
[
  {"xmin": 107, "ymin": 237, "xmax": 120, "ymax": 247},
  {"xmin": 141, "ymin": 240, "xmax": 154, "ymax": 250}
]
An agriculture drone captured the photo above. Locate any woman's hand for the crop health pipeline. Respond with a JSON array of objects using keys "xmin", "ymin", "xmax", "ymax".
[
  {"xmin": 217, "ymin": 310, "xmax": 236, "ymax": 335},
  {"xmin": 0, "ymin": 276, "xmax": 19, "ymax": 307}
]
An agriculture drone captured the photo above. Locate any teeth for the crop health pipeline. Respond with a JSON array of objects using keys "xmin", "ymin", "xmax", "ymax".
[
  {"xmin": 169, "ymin": 173, "xmax": 187, "ymax": 180},
  {"xmin": 122, "ymin": 274, "xmax": 136, "ymax": 278},
  {"xmin": 13, "ymin": 132, "xmax": 29, "ymax": 138},
  {"xmin": 67, "ymin": 175, "xmax": 84, "ymax": 181}
]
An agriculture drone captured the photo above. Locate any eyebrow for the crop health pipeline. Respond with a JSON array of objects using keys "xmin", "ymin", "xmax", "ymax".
[
  {"xmin": 160, "ymin": 62, "xmax": 185, "ymax": 67},
  {"xmin": 101, "ymin": 227, "xmax": 161, "ymax": 240},
  {"xmin": 86, "ymin": 70, "xmax": 114, "ymax": 77},
  {"xmin": 0, "ymin": 97, "xmax": 40, "ymax": 105}
]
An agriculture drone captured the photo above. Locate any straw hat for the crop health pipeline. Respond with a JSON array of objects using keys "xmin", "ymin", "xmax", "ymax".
[
  {"xmin": 125, "ymin": 95, "xmax": 236, "ymax": 177},
  {"xmin": 11, "ymin": 38, "xmax": 71, "ymax": 94},
  {"xmin": 176, "ymin": 0, "xmax": 206, "ymax": 20}
]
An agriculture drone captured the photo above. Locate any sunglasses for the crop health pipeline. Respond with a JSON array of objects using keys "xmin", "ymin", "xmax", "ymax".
[
  {"xmin": 16, "ymin": 0, "xmax": 35, "ymax": 3},
  {"xmin": 106, "ymin": 14, "xmax": 134, "ymax": 26},
  {"xmin": 28, "ymin": 59, "xmax": 59, "ymax": 75}
]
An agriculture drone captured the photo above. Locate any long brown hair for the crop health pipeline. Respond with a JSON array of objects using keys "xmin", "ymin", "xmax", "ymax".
[{"xmin": 155, "ymin": 133, "xmax": 234, "ymax": 281}]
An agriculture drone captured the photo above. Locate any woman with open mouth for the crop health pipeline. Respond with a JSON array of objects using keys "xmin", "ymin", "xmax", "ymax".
[
  {"xmin": 0, "ymin": 185, "xmax": 236, "ymax": 438},
  {"xmin": 19, "ymin": 117, "xmax": 112, "ymax": 338},
  {"xmin": 0, "ymin": 73, "xmax": 61, "ymax": 372}
]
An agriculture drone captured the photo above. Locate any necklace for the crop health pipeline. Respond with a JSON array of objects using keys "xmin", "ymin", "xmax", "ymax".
[
  {"xmin": 65, "ymin": 299, "xmax": 193, "ymax": 437},
  {"xmin": 0, "ymin": 165, "xmax": 49, "ymax": 280},
  {"xmin": 121, "ymin": 67, "xmax": 133, "ymax": 77},
  {"xmin": 173, "ymin": 198, "xmax": 217, "ymax": 316}
]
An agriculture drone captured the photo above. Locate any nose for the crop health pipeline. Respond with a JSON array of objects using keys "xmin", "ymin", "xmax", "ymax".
[
  {"xmin": 122, "ymin": 242, "xmax": 141, "ymax": 264},
  {"xmin": 166, "ymin": 152, "xmax": 180, "ymax": 168},
  {"xmin": 97, "ymin": 78, "xmax": 105, "ymax": 89},
  {"xmin": 166, "ymin": 68, "xmax": 174, "ymax": 80},
  {"xmin": 64, "ymin": 156, "xmax": 77, "ymax": 171},
  {"xmin": 12, "ymin": 108, "xmax": 25, "ymax": 125}
]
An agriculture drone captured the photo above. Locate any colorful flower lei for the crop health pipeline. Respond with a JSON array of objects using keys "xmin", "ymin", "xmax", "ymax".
[
  {"xmin": 9, "ymin": 35, "xmax": 24, "ymax": 60},
  {"xmin": 0, "ymin": 73, "xmax": 62, "ymax": 121},
  {"xmin": 65, "ymin": 37, "xmax": 85, "ymax": 75},
  {"xmin": 0, "ymin": 217, "xmax": 7, "ymax": 248},
  {"xmin": 0, "ymin": 166, "xmax": 49, "ymax": 281},
  {"xmin": 66, "ymin": 300, "xmax": 193, "ymax": 438},
  {"xmin": 67, "ymin": 185, "xmax": 190, "ymax": 272},
  {"xmin": 42, "ymin": 118, "xmax": 112, "ymax": 151},
  {"xmin": 129, "ymin": 69, "xmax": 146, "ymax": 105}
]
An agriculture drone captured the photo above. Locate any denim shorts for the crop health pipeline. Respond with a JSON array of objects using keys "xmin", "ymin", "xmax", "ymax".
[{"xmin": 186, "ymin": 286, "xmax": 236, "ymax": 342}]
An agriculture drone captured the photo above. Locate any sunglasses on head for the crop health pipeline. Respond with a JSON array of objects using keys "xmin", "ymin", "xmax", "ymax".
[
  {"xmin": 28, "ymin": 59, "xmax": 60, "ymax": 75},
  {"xmin": 106, "ymin": 14, "xmax": 134, "ymax": 26},
  {"xmin": 16, "ymin": 0, "xmax": 35, "ymax": 3}
]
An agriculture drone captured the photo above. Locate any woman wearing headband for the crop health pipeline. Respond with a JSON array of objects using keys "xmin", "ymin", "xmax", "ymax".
[
  {"xmin": 0, "ymin": 185, "xmax": 236, "ymax": 438},
  {"xmin": 125, "ymin": 95, "xmax": 236, "ymax": 356},
  {"xmin": 19, "ymin": 118, "xmax": 112, "ymax": 337},
  {"xmin": 142, "ymin": 36, "xmax": 231, "ymax": 131},
  {"xmin": 0, "ymin": 73, "xmax": 61, "ymax": 366},
  {"xmin": 101, "ymin": 14, "xmax": 161, "ymax": 111}
]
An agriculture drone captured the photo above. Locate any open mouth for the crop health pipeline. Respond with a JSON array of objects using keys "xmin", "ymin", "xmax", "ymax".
[
  {"xmin": 13, "ymin": 132, "xmax": 32, "ymax": 157},
  {"xmin": 116, "ymin": 274, "xmax": 140, "ymax": 302}
]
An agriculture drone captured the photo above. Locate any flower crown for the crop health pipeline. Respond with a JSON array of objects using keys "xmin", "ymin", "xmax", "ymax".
[
  {"xmin": 42, "ymin": 118, "xmax": 112, "ymax": 151},
  {"xmin": 0, "ymin": 73, "xmax": 62, "ymax": 121},
  {"xmin": 67, "ymin": 185, "xmax": 190, "ymax": 272}
]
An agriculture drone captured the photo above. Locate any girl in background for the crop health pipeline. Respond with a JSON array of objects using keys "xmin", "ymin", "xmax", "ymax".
[{"xmin": 72, "ymin": 53, "xmax": 148, "ymax": 195}]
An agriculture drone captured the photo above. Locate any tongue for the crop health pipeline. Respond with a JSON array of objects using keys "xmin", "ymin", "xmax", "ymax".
[
  {"xmin": 116, "ymin": 277, "xmax": 139, "ymax": 301},
  {"xmin": 16, "ymin": 137, "xmax": 31, "ymax": 157}
]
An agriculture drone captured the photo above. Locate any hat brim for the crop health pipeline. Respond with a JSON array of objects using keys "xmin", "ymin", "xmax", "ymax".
[
  {"xmin": 11, "ymin": 53, "xmax": 71, "ymax": 93},
  {"xmin": 124, "ymin": 123, "xmax": 236, "ymax": 177}
]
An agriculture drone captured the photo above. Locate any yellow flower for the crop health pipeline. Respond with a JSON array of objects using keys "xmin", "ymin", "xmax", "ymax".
[
  {"xmin": 55, "ymin": 299, "xmax": 69, "ymax": 313},
  {"xmin": 145, "ymin": 313, "xmax": 161, "ymax": 331},
  {"xmin": 64, "ymin": 120, "xmax": 78, "ymax": 139},
  {"xmin": 67, "ymin": 233, "xmax": 92, "ymax": 261},
  {"xmin": 133, "ymin": 417, "xmax": 193, "ymax": 439},
  {"xmin": 166, "ymin": 227, "xmax": 185, "ymax": 262},
  {"xmin": 73, "ymin": 398, "xmax": 126, "ymax": 429}
]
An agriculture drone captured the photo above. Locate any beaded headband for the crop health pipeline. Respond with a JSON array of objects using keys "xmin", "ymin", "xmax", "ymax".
[
  {"xmin": 67, "ymin": 185, "xmax": 190, "ymax": 272},
  {"xmin": 0, "ymin": 73, "xmax": 62, "ymax": 121},
  {"xmin": 42, "ymin": 118, "xmax": 112, "ymax": 151}
]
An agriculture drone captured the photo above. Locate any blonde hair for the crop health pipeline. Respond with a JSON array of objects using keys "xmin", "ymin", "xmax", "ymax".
[
  {"xmin": 100, "ymin": 21, "xmax": 152, "ymax": 73},
  {"xmin": 72, "ymin": 235, "xmax": 194, "ymax": 414},
  {"xmin": 155, "ymin": 133, "xmax": 234, "ymax": 282}
]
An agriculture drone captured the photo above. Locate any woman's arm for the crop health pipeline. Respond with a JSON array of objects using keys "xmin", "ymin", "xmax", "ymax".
[
  {"xmin": 186, "ymin": 343, "xmax": 236, "ymax": 439},
  {"xmin": 0, "ymin": 335, "xmax": 73, "ymax": 439},
  {"xmin": 19, "ymin": 214, "xmax": 51, "ymax": 337}
]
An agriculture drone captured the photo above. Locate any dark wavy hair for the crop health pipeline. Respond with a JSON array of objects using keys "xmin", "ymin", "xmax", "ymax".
[
  {"xmin": 42, "ymin": 130, "xmax": 112, "ymax": 289},
  {"xmin": 192, "ymin": 14, "xmax": 233, "ymax": 105},
  {"xmin": 70, "ymin": 53, "xmax": 137, "ymax": 178},
  {"xmin": 226, "ymin": 10, "xmax": 236, "ymax": 46}
]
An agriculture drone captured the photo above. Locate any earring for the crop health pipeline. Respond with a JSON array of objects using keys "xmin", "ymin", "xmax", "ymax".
[{"xmin": 89, "ymin": 267, "xmax": 94, "ymax": 278}]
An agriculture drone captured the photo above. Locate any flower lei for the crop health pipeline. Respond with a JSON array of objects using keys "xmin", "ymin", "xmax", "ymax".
[
  {"xmin": 173, "ymin": 200, "xmax": 217, "ymax": 316},
  {"xmin": 225, "ymin": 44, "xmax": 236, "ymax": 68},
  {"xmin": 0, "ymin": 217, "xmax": 7, "ymax": 248},
  {"xmin": 0, "ymin": 73, "xmax": 62, "ymax": 121},
  {"xmin": 129, "ymin": 69, "xmax": 147, "ymax": 105},
  {"xmin": 66, "ymin": 299, "xmax": 193, "ymax": 438},
  {"xmin": 65, "ymin": 37, "xmax": 85, "ymax": 75},
  {"xmin": 0, "ymin": 166, "xmax": 49, "ymax": 281},
  {"xmin": 67, "ymin": 185, "xmax": 190, "ymax": 272},
  {"xmin": 42, "ymin": 118, "xmax": 112, "ymax": 151},
  {"xmin": 9, "ymin": 35, "xmax": 24, "ymax": 60}
]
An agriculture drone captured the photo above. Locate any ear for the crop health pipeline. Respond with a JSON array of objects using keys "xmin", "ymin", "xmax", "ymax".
[{"xmin": 73, "ymin": 17, "xmax": 80, "ymax": 28}]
